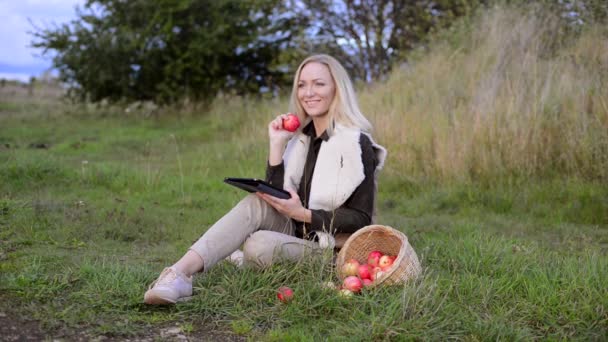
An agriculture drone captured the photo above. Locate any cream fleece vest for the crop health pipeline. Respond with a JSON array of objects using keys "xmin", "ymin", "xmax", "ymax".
[{"xmin": 283, "ymin": 124, "xmax": 387, "ymax": 212}]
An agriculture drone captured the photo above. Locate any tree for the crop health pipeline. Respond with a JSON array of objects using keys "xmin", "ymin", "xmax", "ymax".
[
  {"xmin": 31, "ymin": 0, "xmax": 301, "ymax": 104},
  {"xmin": 296, "ymin": 0, "xmax": 487, "ymax": 82},
  {"xmin": 546, "ymin": 0, "xmax": 608, "ymax": 25}
]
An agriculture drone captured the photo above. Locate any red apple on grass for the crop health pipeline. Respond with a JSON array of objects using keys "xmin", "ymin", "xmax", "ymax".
[
  {"xmin": 282, "ymin": 113, "xmax": 300, "ymax": 132},
  {"xmin": 342, "ymin": 276, "xmax": 363, "ymax": 293},
  {"xmin": 277, "ymin": 286, "xmax": 294, "ymax": 303}
]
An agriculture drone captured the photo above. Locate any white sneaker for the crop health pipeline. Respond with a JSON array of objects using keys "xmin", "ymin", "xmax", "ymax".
[
  {"xmin": 144, "ymin": 267, "xmax": 193, "ymax": 305},
  {"xmin": 226, "ymin": 250, "xmax": 244, "ymax": 267}
]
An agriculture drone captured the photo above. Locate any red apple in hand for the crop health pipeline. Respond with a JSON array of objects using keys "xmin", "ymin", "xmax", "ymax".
[
  {"xmin": 367, "ymin": 250, "xmax": 383, "ymax": 267},
  {"xmin": 282, "ymin": 113, "xmax": 300, "ymax": 132},
  {"xmin": 277, "ymin": 286, "xmax": 294, "ymax": 303},
  {"xmin": 341, "ymin": 259, "xmax": 360, "ymax": 277}
]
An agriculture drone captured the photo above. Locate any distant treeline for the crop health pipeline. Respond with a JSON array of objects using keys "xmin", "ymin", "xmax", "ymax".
[{"xmin": 31, "ymin": 0, "xmax": 607, "ymax": 104}]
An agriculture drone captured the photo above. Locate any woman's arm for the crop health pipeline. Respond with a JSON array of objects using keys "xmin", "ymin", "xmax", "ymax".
[
  {"xmin": 265, "ymin": 161, "xmax": 285, "ymax": 188},
  {"xmin": 268, "ymin": 140, "xmax": 286, "ymax": 166},
  {"xmin": 265, "ymin": 114, "xmax": 295, "ymax": 188},
  {"xmin": 268, "ymin": 114, "xmax": 293, "ymax": 166}
]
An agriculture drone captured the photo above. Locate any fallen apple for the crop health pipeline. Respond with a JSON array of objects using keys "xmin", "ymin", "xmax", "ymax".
[
  {"xmin": 367, "ymin": 250, "xmax": 383, "ymax": 267},
  {"xmin": 282, "ymin": 113, "xmax": 301, "ymax": 132},
  {"xmin": 341, "ymin": 259, "xmax": 360, "ymax": 277},
  {"xmin": 277, "ymin": 286, "xmax": 294, "ymax": 303},
  {"xmin": 362, "ymin": 278, "xmax": 373, "ymax": 287},
  {"xmin": 342, "ymin": 276, "xmax": 363, "ymax": 293},
  {"xmin": 339, "ymin": 289, "xmax": 354, "ymax": 298},
  {"xmin": 321, "ymin": 281, "xmax": 336, "ymax": 290}
]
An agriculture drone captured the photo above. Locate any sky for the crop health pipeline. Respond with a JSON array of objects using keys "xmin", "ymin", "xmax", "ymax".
[{"xmin": 0, "ymin": 0, "xmax": 85, "ymax": 82}]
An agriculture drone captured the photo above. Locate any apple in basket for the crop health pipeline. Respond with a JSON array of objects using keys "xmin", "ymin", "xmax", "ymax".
[
  {"xmin": 371, "ymin": 266, "xmax": 384, "ymax": 281},
  {"xmin": 379, "ymin": 255, "xmax": 396, "ymax": 270},
  {"xmin": 341, "ymin": 259, "xmax": 360, "ymax": 277},
  {"xmin": 367, "ymin": 250, "xmax": 383, "ymax": 267},
  {"xmin": 358, "ymin": 264, "xmax": 372, "ymax": 280}
]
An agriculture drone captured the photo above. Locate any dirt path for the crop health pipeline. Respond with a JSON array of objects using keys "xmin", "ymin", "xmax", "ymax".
[
  {"xmin": 0, "ymin": 299, "xmax": 245, "ymax": 342},
  {"xmin": 0, "ymin": 310, "xmax": 47, "ymax": 341}
]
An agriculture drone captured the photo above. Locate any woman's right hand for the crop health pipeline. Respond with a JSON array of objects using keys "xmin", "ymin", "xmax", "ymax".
[
  {"xmin": 268, "ymin": 114, "xmax": 296, "ymax": 146},
  {"xmin": 268, "ymin": 114, "xmax": 296, "ymax": 166}
]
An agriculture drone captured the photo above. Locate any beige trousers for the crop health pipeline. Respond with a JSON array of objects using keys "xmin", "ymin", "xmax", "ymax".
[{"xmin": 189, "ymin": 194, "xmax": 323, "ymax": 270}]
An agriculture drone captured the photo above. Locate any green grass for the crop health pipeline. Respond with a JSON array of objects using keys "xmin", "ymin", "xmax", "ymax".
[
  {"xmin": 1, "ymin": 97, "xmax": 606, "ymax": 340},
  {"xmin": 2, "ymin": 6, "xmax": 607, "ymax": 336}
]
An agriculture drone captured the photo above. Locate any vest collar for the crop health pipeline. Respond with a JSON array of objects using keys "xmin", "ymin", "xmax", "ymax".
[{"xmin": 302, "ymin": 120, "xmax": 330, "ymax": 141}]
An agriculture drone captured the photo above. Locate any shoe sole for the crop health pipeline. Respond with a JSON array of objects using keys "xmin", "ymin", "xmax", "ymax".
[{"xmin": 144, "ymin": 293, "xmax": 193, "ymax": 305}]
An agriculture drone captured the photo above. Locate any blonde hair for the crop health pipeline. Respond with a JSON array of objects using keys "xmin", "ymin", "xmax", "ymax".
[{"xmin": 288, "ymin": 54, "xmax": 372, "ymax": 134}]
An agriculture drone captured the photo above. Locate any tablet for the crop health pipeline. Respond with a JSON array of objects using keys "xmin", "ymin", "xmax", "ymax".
[{"xmin": 224, "ymin": 177, "xmax": 291, "ymax": 199}]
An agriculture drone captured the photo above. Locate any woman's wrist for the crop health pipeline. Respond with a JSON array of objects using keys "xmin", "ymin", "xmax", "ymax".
[
  {"xmin": 297, "ymin": 208, "xmax": 311, "ymax": 223},
  {"xmin": 269, "ymin": 139, "xmax": 287, "ymax": 150},
  {"xmin": 268, "ymin": 140, "xmax": 287, "ymax": 166}
]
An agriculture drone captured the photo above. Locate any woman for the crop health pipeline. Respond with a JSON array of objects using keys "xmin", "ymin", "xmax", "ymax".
[{"xmin": 144, "ymin": 54, "xmax": 386, "ymax": 305}]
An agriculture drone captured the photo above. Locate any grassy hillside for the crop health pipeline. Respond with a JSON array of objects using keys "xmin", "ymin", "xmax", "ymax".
[
  {"xmin": 0, "ymin": 5, "xmax": 606, "ymax": 341},
  {"xmin": 364, "ymin": 6, "xmax": 608, "ymax": 185}
]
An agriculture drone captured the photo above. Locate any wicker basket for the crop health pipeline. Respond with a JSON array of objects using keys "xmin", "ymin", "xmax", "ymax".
[{"xmin": 336, "ymin": 225, "xmax": 421, "ymax": 287}]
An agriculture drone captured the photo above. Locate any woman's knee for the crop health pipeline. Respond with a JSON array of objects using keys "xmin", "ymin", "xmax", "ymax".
[
  {"xmin": 243, "ymin": 231, "xmax": 279, "ymax": 268},
  {"xmin": 237, "ymin": 193, "xmax": 264, "ymax": 209}
]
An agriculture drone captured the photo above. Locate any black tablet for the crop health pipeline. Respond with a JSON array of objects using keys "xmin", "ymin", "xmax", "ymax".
[{"xmin": 224, "ymin": 177, "xmax": 291, "ymax": 199}]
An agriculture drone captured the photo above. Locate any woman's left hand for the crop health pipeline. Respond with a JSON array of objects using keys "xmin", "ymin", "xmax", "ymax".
[{"xmin": 256, "ymin": 189, "xmax": 310, "ymax": 223}]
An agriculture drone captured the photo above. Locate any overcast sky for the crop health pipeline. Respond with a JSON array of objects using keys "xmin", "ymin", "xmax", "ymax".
[{"xmin": 0, "ymin": 0, "xmax": 84, "ymax": 82}]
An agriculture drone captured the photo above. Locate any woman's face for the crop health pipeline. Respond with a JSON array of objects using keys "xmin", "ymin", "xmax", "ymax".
[{"xmin": 297, "ymin": 62, "xmax": 336, "ymax": 118}]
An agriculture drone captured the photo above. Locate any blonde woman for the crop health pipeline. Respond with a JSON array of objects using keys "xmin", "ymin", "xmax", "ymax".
[{"xmin": 144, "ymin": 54, "xmax": 387, "ymax": 305}]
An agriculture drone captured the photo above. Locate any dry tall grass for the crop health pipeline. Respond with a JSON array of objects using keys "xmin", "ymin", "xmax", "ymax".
[{"xmin": 362, "ymin": 5, "xmax": 608, "ymax": 184}]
